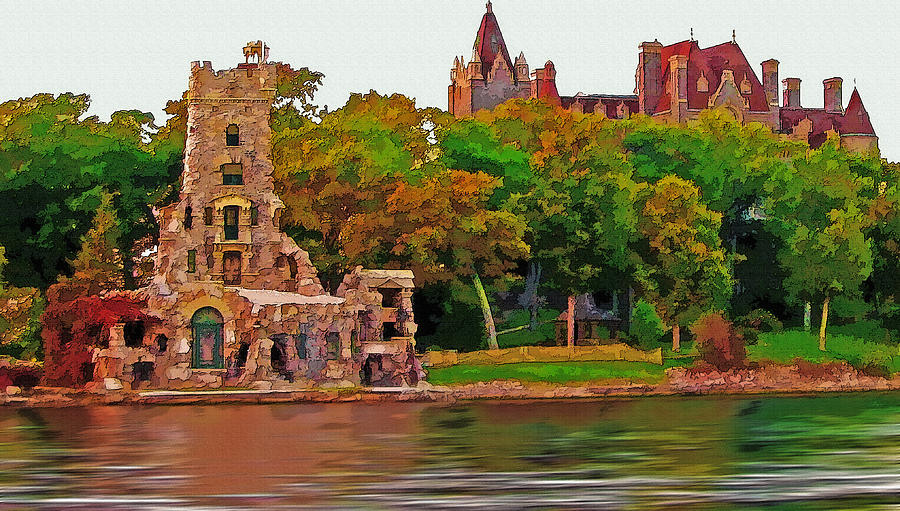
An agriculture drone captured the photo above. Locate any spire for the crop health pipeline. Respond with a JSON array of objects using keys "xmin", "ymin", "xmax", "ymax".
[
  {"xmin": 471, "ymin": 0, "xmax": 513, "ymax": 77},
  {"xmin": 732, "ymin": 29, "xmax": 736, "ymax": 44},
  {"xmin": 690, "ymin": 28, "xmax": 694, "ymax": 41}
]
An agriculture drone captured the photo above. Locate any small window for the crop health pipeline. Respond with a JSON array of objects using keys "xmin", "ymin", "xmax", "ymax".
[
  {"xmin": 184, "ymin": 206, "xmax": 193, "ymax": 229},
  {"xmin": 226, "ymin": 124, "xmax": 239, "ymax": 146},
  {"xmin": 155, "ymin": 334, "xmax": 168, "ymax": 353},
  {"xmin": 294, "ymin": 333, "xmax": 307, "ymax": 359},
  {"xmin": 133, "ymin": 361, "xmax": 153, "ymax": 382},
  {"xmin": 223, "ymin": 206, "xmax": 240, "ymax": 240},
  {"xmin": 187, "ymin": 250, "xmax": 196, "ymax": 273},
  {"xmin": 382, "ymin": 322, "xmax": 399, "ymax": 342},
  {"xmin": 250, "ymin": 205, "xmax": 259, "ymax": 225},
  {"xmin": 124, "ymin": 321, "xmax": 145, "ymax": 348},
  {"xmin": 380, "ymin": 288, "xmax": 401, "ymax": 308},
  {"xmin": 204, "ymin": 207, "xmax": 213, "ymax": 225},
  {"xmin": 222, "ymin": 163, "xmax": 243, "ymax": 185},
  {"xmin": 325, "ymin": 332, "xmax": 340, "ymax": 360}
]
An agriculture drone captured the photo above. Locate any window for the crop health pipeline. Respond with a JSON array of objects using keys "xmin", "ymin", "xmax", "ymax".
[
  {"xmin": 184, "ymin": 206, "xmax": 193, "ymax": 229},
  {"xmin": 294, "ymin": 333, "xmax": 308, "ymax": 359},
  {"xmin": 192, "ymin": 307, "xmax": 224, "ymax": 369},
  {"xmin": 382, "ymin": 322, "xmax": 399, "ymax": 342},
  {"xmin": 155, "ymin": 334, "xmax": 168, "ymax": 353},
  {"xmin": 204, "ymin": 207, "xmax": 213, "ymax": 225},
  {"xmin": 380, "ymin": 287, "xmax": 401, "ymax": 308},
  {"xmin": 133, "ymin": 361, "xmax": 153, "ymax": 383},
  {"xmin": 226, "ymin": 124, "xmax": 239, "ymax": 146},
  {"xmin": 223, "ymin": 250, "xmax": 242, "ymax": 285},
  {"xmin": 222, "ymin": 163, "xmax": 243, "ymax": 185},
  {"xmin": 250, "ymin": 205, "xmax": 259, "ymax": 225},
  {"xmin": 124, "ymin": 321, "xmax": 145, "ymax": 348},
  {"xmin": 223, "ymin": 206, "xmax": 239, "ymax": 240},
  {"xmin": 325, "ymin": 332, "xmax": 340, "ymax": 360},
  {"xmin": 187, "ymin": 250, "xmax": 196, "ymax": 273}
]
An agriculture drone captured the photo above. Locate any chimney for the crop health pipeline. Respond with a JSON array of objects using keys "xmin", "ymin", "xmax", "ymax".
[
  {"xmin": 761, "ymin": 59, "xmax": 779, "ymax": 107},
  {"xmin": 823, "ymin": 77, "xmax": 843, "ymax": 113},
  {"xmin": 782, "ymin": 77, "xmax": 801, "ymax": 108},
  {"xmin": 637, "ymin": 40, "xmax": 664, "ymax": 114}
]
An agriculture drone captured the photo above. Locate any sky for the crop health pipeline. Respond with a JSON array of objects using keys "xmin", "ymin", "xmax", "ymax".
[{"xmin": 3, "ymin": 0, "xmax": 900, "ymax": 158}]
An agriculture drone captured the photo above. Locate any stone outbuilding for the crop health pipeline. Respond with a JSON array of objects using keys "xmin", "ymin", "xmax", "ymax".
[{"xmin": 80, "ymin": 42, "xmax": 423, "ymax": 391}]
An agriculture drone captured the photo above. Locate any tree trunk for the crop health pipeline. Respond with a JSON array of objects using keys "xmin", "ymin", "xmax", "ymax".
[
  {"xmin": 566, "ymin": 294, "xmax": 576, "ymax": 349},
  {"xmin": 803, "ymin": 301, "xmax": 811, "ymax": 332},
  {"xmin": 627, "ymin": 286, "xmax": 634, "ymax": 330},
  {"xmin": 819, "ymin": 295, "xmax": 830, "ymax": 351},
  {"xmin": 474, "ymin": 273, "xmax": 499, "ymax": 350},
  {"xmin": 529, "ymin": 262, "xmax": 542, "ymax": 331},
  {"xmin": 672, "ymin": 324, "xmax": 681, "ymax": 353}
]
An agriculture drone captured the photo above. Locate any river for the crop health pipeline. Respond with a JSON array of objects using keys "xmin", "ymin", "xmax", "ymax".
[{"xmin": 0, "ymin": 392, "xmax": 897, "ymax": 509}]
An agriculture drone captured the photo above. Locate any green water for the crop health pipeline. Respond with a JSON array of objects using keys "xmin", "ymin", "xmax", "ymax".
[{"xmin": 0, "ymin": 392, "xmax": 897, "ymax": 509}]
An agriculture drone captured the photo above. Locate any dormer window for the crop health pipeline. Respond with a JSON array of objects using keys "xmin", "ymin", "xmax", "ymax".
[
  {"xmin": 222, "ymin": 163, "xmax": 243, "ymax": 185},
  {"xmin": 697, "ymin": 72, "xmax": 709, "ymax": 93},
  {"xmin": 226, "ymin": 124, "xmax": 239, "ymax": 146}
]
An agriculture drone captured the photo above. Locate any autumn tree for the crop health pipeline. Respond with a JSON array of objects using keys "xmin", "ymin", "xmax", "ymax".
[{"xmin": 633, "ymin": 175, "xmax": 733, "ymax": 351}]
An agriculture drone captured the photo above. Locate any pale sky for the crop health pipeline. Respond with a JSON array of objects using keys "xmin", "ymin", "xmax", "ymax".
[{"xmin": 3, "ymin": 1, "xmax": 899, "ymax": 159}]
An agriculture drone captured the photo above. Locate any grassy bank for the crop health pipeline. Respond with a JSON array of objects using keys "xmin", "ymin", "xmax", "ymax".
[
  {"xmin": 427, "ymin": 360, "xmax": 667, "ymax": 386},
  {"xmin": 749, "ymin": 330, "xmax": 900, "ymax": 375}
]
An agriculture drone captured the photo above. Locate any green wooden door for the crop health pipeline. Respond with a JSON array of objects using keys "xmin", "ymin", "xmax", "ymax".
[{"xmin": 192, "ymin": 307, "xmax": 224, "ymax": 369}]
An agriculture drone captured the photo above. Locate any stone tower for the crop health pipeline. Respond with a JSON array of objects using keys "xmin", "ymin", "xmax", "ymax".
[{"xmin": 154, "ymin": 41, "xmax": 323, "ymax": 295}]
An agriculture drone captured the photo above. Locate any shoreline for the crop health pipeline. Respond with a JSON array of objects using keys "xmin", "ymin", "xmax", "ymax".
[{"xmin": 2, "ymin": 363, "xmax": 898, "ymax": 407}]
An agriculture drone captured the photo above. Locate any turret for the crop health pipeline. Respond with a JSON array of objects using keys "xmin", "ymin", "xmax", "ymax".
[
  {"xmin": 637, "ymin": 40, "xmax": 664, "ymax": 114},
  {"xmin": 761, "ymin": 59, "xmax": 779, "ymax": 107},
  {"xmin": 823, "ymin": 77, "xmax": 843, "ymax": 113},
  {"xmin": 782, "ymin": 77, "xmax": 801, "ymax": 108}
]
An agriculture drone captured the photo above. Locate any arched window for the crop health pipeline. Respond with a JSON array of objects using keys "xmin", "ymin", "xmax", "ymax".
[
  {"xmin": 192, "ymin": 307, "xmax": 224, "ymax": 369},
  {"xmin": 226, "ymin": 124, "xmax": 239, "ymax": 146}
]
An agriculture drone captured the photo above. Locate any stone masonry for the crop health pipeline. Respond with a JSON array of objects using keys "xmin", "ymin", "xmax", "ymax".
[{"xmin": 86, "ymin": 42, "xmax": 423, "ymax": 391}]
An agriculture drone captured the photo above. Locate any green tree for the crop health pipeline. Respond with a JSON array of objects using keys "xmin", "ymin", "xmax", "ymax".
[
  {"xmin": 633, "ymin": 175, "xmax": 733, "ymax": 351},
  {"xmin": 768, "ymin": 143, "xmax": 878, "ymax": 349}
]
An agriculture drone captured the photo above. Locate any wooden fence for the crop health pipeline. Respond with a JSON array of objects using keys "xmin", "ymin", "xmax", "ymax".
[{"xmin": 422, "ymin": 343, "xmax": 663, "ymax": 368}]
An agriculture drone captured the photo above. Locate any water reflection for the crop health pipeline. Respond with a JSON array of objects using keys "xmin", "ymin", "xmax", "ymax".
[{"xmin": 0, "ymin": 393, "xmax": 896, "ymax": 509}]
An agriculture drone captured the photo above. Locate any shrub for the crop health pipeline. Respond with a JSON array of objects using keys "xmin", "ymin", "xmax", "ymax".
[
  {"xmin": 735, "ymin": 308, "xmax": 783, "ymax": 344},
  {"xmin": 690, "ymin": 312, "xmax": 746, "ymax": 370},
  {"xmin": 629, "ymin": 299, "xmax": 667, "ymax": 349}
]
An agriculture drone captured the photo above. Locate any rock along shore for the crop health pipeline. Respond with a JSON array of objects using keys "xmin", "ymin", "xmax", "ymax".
[{"xmin": 1, "ymin": 362, "xmax": 898, "ymax": 408}]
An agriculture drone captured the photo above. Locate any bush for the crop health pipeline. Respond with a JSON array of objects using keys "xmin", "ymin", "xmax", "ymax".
[
  {"xmin": 690, "ymin": 312, "xmax": 746, "ymax": 370},
  {"xmin": 629, "ymin": 299, "xmax": 667, "ymax": 349},
  {"xmin": 829, "ymin": 320, "xmax": 892, "ymax": 344},
  {"xmin": 735, "ymin": 308, "xmax": 783, "ymax": 344}
]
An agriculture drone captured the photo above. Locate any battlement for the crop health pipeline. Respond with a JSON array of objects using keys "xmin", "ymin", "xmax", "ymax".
[{"xmin": 188, "ymin": 43, "xmax": 277, "ymax": 100}]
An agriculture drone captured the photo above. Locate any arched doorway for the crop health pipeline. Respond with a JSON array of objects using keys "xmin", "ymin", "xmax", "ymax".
[{"xmin": 192, "ymin": 307, "xmax": 224, "ymax": 369}]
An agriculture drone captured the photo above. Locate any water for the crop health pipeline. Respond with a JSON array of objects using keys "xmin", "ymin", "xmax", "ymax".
[{"xmin": 0, "ymin": 392, "xmax": 897, "ymax": 509}]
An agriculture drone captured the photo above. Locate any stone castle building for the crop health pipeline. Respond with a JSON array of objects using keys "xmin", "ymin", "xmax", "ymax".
[
  {"xmin": 450, "ymin": 2, "xmax": 878, "ymax": 152},
  {"xmin": 81, "ymin": 42, "xmax": 422, "ymax": 391}
]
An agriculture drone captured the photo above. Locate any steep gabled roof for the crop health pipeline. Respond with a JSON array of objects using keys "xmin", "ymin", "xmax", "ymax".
[
  {"xmin": 841, "ymin": 88, "xmax": 876, "ymax": 134},
  {"xmin": 651, "ymin": 39, "xmax": 770, "ymax": 114},
  {"xmin": 472, "ymin": 2, "xmax": 514, "ymax": 79},
  {"xmin": 779, "ymin": 88, "xmax": 876, "ymax": 148}
]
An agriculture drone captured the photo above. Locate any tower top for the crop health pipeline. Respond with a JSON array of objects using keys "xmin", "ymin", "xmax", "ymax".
[
  {"xmin": 486, "ymin": 1, "xmax": 492, "ymax": 14},
  {"xmin": 243, "ymin": 40, "xmax": 269, "ymax": 65}
]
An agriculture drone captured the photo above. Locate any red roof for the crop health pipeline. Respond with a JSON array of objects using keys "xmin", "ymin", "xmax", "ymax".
[
  {"xmin": 651, "ymin": 40, "xmax": 770, "ymax": 114},
  {"xmin": 560, "ymin": 94, "xmax": 640, "ymax": 117},
  {"xmin": 779, "ymin": 88, "xmax": 876, "ymax": 148},
  {"xmin": 473, "ymin": 3, "xmax": 514, "ymax": 77}
]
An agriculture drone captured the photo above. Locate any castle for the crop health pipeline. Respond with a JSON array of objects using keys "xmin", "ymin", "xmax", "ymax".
[
  {"xmin": 449, "ymin": 2, "xmax": 878, "ymax": 153},
  {"xmin": 75, "ymin": 43, "xmax": 422, "ymax": 391}
]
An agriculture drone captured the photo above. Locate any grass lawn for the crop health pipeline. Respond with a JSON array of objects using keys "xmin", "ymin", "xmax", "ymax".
[
  {"xmin": 749, "ymin": 329, "xmax": 900, "ymax": 375},
  {"xmin": 495, "ymin": 308, "xmax": 559, "ymax": 348},
  {"xmin": 427, "ymin": 360, "xmax": 667, "ymax": 386}
]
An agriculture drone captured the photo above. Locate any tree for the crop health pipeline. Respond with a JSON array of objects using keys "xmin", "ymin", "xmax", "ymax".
[
  {"xmin": 64, "ymin": 191, "xmax": 126, "ymax": 293},
  {"xmin": 767, "ymin": 142, "xmax": 878, "ymax": 349},
  {"xmin": 273, "ymin": 92, "xmax": 528, "ymax": 348},
  {"xmin": 0, "ymin": 94, "xmax": 178, "ymax": 289},
  {"xmin": 633, "ymin": 176, "xmax": 733, "ymax": 351}
]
